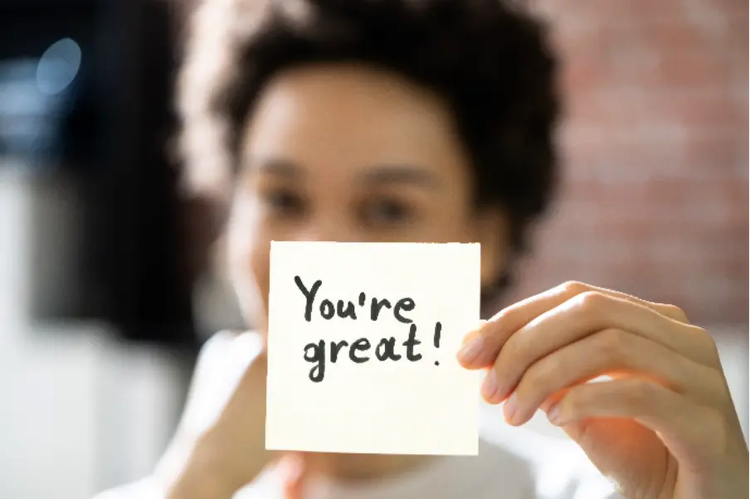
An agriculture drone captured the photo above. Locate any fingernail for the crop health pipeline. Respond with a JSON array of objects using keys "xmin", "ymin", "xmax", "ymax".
[
  {"xmin": 503, "ymin": 393, "xmax": 519, "ymax": 424},
  {"xmin": 481, "ymin": 370, "xmax": 499, "ymax": 403},
  {"xmin": 546, "ymin": 402, "xmax": 562, "ymax": 425},
  {"xmin": 456, "ymin": 333, "xmax": 484, "ymax": 365}
]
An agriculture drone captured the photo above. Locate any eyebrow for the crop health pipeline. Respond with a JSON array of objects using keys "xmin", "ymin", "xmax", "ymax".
[{"xmin": 251, "ymin": 157, "xmax": 438, "ymax": 188}]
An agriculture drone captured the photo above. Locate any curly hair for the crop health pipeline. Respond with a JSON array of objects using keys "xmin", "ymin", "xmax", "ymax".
[{"xmin": 177, "ymin": 0, "xmax": 561, "ymax": 299}]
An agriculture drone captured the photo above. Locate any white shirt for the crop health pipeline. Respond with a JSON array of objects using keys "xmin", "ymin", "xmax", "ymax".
[
  {"xmin": 95, "ymin": 332, "xmax": 623, "ymax": 499},
  {"xmin": 235, "ymin": 440, "xmax": 622, "ymax": 499}
]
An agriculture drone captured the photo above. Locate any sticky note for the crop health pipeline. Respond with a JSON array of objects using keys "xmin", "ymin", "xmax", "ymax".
[{"xmin": 265, "ymin": 241, "xmax": 481, "ymax": 456}]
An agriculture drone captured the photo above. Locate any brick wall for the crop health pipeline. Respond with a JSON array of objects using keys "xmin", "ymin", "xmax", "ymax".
[{"xmin": 506, "ymin": 0, "xmax": 748, "ymax": 325}]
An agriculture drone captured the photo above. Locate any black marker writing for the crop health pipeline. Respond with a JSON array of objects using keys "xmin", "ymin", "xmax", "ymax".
[
  {"xmin": 295, "ymin": 276, "xmax": 322, "ymax": 322},
  {"xmin": 375, "ymin": 337, "xmax": 402, "ymax": 361},
  {"xmin": 337, "ymin": 300, "xmax": 357, "ymax": 319},
  {"xmin": 394, "ymin": 298, "xmax": 415, "ymax": 324},
  {"xmin": 303, "ymin": 329, "xmax": 425, "ymax": 383},
  {"xmin": 294, "ymin": 276, "xmax": 416, "ymax": 324},
  {"xmin": 403, "ymin": 324, "xmax": 422, "ymax": 361},
  {"xmin": 370, "ymin": 298, "xmax": 391, "ymax": 321},
  {"xmin": 433, "ymin": 322, "xmax": 442, "ymax": 365},
  {"xmin": 295, "ymin": 275, "xmax": 446, "ymax": 383}
]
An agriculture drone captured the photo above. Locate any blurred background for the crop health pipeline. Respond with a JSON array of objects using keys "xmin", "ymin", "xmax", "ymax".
[{"xmin": 0, "ymin": 0, "xmax": 746, "ymax": 497}]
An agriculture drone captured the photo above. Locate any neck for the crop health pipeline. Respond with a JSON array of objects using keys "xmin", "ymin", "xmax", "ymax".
[{"xmin": 305, "ymin": 452, "xmax": 437, "ymax": 483}]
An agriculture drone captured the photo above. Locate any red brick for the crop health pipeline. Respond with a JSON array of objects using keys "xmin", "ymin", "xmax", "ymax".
[
  {"xmin": 710, "ymin": 0, "xmax": 749, "ymax": 17},
  {"xmin": 726, "ymin": 17, "xmax": 750, "ymax": 50},
  {"xmin": 640, "ymin": 22, "xmax": 708, "ymax": 49},
  {"xmin": 501, "ymin": 1, "xmax": 748, "ymax": 325},
  {"xmin": 649, "ymin": 54, "xmax": 731, "ymax": 90}
]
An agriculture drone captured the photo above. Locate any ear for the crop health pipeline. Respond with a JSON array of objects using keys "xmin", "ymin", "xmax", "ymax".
[{"xmin": 474, "ymin": 206, "xmax": 510, "ymax": 290}]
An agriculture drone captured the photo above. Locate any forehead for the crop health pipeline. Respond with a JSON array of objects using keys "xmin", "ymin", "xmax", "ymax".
[{"xmin": 241, "ymin": 63, "xmax": 471, "ymax": 178}]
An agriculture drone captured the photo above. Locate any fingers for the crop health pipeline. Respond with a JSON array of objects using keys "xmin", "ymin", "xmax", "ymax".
[
  {"xmin": 457, "ymin": 281, "xmax": 694, "ymax": 370},
  {"xmin": 463, "ymin": 292, "xmax": 716, "ymax": 407},
  {"xmin": 544, "ymin": 378, "xmax": 728, "ymax": 469},
  {"xmin": 482, "ymin": 294, "xmax": 718, "ymax": 408},
  {"xmin": 496, "ymin": 328, "xmax": 725, "ymax": 424}
]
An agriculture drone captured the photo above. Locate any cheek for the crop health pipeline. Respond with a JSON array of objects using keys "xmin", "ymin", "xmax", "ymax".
[{"xmin": 226, "ymin": 201, "xmax": 272, "ymax": 330}]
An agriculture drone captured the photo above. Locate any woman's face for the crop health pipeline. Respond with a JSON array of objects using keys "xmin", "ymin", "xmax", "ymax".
[{"xmin": 228, "ymin": 63, "xmax": 509, "ymax": 332}]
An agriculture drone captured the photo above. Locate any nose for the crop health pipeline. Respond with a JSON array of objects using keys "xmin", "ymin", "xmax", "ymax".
[{"xmin": 295, "ymin": 216, "xmax": 359, "ymax": 243}]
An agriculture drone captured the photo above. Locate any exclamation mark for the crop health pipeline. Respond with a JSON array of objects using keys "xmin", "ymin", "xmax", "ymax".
[{"xmin": 433, "ymin": 322, "xmax": 442, "ymax": 366}]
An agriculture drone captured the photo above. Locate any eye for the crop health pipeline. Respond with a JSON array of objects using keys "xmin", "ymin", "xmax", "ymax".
[
  {"xmin": 361, "ymin": 198, "xmax": 414, "ymax": 226},
  {"xmin": 260, "ymin": 189, "xmax": 305, "ymax": 217}
]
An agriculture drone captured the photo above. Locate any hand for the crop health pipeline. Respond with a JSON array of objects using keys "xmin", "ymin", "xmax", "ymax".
[
  {"xmin": 457, "ymin": 281, "xmax": 749, "ymax": 499},
  {"xmin": 167, "ymin": 333, "xmax": 275, "ymax": 498}
]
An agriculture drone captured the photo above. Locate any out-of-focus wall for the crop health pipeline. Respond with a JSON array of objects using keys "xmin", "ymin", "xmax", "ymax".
[{"xmin": 508, "ymin": 0, "xmax": 748, "ymax": 325}]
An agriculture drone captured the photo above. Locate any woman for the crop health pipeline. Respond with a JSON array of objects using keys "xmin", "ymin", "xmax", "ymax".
[{"xmin": 97, "ymin": 0, "xmax": 748, "ymax": 498}]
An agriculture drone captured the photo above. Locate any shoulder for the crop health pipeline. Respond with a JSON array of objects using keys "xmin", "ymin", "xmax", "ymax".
[
  {"xmin": 173, "ymin": 330, "xmax": 264, "ymax": 437},
  {"xmin": 196, "ymin": 330, "xmax": 263, "ymax": 374}
]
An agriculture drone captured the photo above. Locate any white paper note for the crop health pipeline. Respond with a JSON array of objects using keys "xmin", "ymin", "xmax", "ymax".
[{"xmin": 266, "ymin": 241, "xmax": 481, "ymax": 455}]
